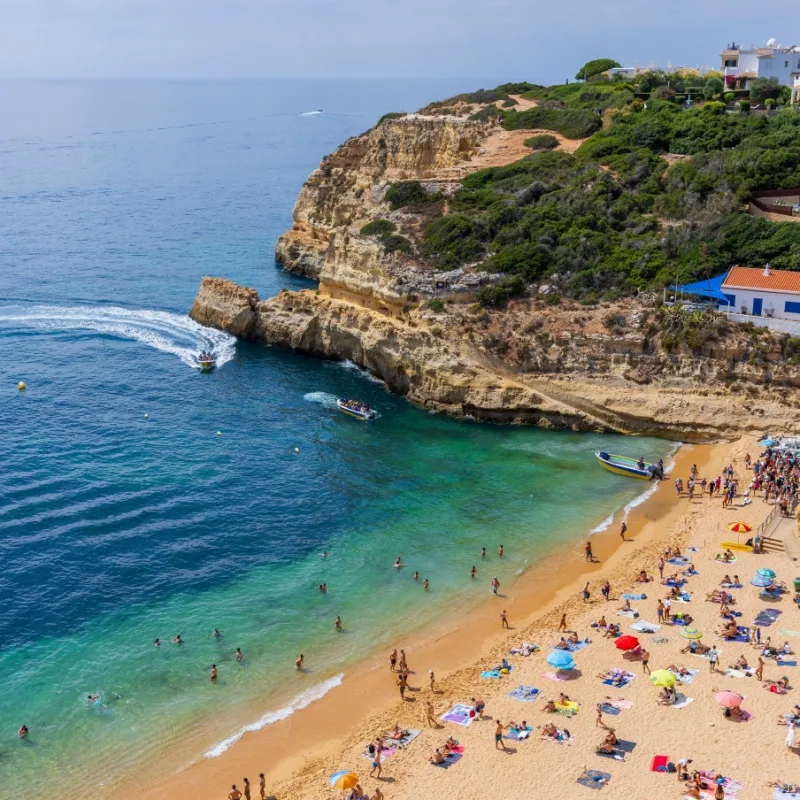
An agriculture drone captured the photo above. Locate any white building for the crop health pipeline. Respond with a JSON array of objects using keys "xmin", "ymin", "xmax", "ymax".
[
  {"xmin": 721, "ymin": 40, "xmax": 800, "ymax": 89},
  {"xmin": 721, "ymin": 265, "xmax": 800, "ymax": 320}
]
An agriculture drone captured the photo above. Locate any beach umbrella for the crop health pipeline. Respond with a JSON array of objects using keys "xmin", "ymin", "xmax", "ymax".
[
  {"xmin": 727, "ymin": 522, "xmax": 752, "ymax": 534},
  {"xmin": 546, "ymin": 650, "xmax": 575, "ymax": 670},
  {"xmin": 615, "ymin": 635, "xmax": 640, "ymax": 651},
  {"xmin": 649, "ymin": 669, "xmax": 676, "ymax": 688},
  {"xmin": 714, "ymin": 690, "xmax": 742, "ymax": 709},
  {"xmin": 757, "ymin": 568, "xmax": 777, "ymax": 579},
  {"xmin": 750, "ymin": 573, "xmax": 774, "ymax": 588},
  {"xmin": 679, "ymin": 627, "xmax": 703, "ymax": 640},
  {"xmin": 329, "ymin": 771, "xmax": 359, "ymax": 791}
]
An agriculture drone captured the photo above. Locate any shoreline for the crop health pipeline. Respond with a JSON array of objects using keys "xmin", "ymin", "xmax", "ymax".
[{"xmin": 114, "ymin": 438, "xmax": 722, "ymax": 800}]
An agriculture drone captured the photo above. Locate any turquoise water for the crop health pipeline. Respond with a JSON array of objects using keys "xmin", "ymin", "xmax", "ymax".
[{"xmin": 0, "ymin": 81, "xmax": 677, "ymax": 798}]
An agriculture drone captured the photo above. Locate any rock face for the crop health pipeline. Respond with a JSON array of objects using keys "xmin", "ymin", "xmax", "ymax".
[{"xmin": 189, "ymin": 277, "xmax": 260, "ymax": 338}]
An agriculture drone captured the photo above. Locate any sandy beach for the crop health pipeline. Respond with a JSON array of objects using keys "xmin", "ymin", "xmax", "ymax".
[{"xmin": 109, "ymin": 434, "xmax": 798, "ymax": 800}]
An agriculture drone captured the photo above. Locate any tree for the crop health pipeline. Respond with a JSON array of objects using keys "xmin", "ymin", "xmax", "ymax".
[
  {"xmin": 576, "ymin": 58, "xmax": 622, "ymax": 81},
  {"xmin": 704, "ymin": 77, "xmax": 724, "ymax": 99},
  {"xmin": 749, "ymin": 77, "xmax": 782, "ymax": 102}
]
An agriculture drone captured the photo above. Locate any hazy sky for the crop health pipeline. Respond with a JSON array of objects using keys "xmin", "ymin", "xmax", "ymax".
[{"xmin": 1, "ymin": 0, "xmax": 795, "ymax": 80}]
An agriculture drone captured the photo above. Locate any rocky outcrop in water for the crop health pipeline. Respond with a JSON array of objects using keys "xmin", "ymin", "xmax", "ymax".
[{"xmin": 189, "ymin": 277, "xmax": 260, "ymax": 338}]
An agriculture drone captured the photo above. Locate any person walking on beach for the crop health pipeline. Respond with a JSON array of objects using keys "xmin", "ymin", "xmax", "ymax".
[
  {"xmin": 501, "ymin": 610, "xmax": 509, "ymax": 629},
  {"xmin": 491, "ymin": 577, "xmax": 500, "ymax": 595},
  {"xmin": 756, "ymin": 655, "xmax": 765, "ymax": 681},
  {"xmin": 620, "ymin": 521, "xmax": 628, "ymax": 541},
  {"xmin": 601, "ymin": 581, "xmax": 611, "ymax": 601},
  {"xmin": 494, "ymin": 720, "xmax": 507, "ymax": 750},
  {"xmin": 596, "ymin": 703, "xmax": 606, "ymax": 728},
  {"xmin": 581, "ymin": 582, "xmax": 590, "ymax": 603},
  {"xmin": 389, "ymin": 649, "xmax": 397, "ymax": 671},
  {"xmin": 211, "ymin": 664, "xmax": 218, "ymax": 683},
  {"xmin": 658, "ymin": 558, "xmax": 665, "ymax": 579},
  {"xmin": 243, "ymin": 777, "xmax": 251, "ymax": 800},
  {"xmin": 295, "ymin": 654, "xmax": 304, "ymax": 671},
  {"xmin": 426, "ymin": 699, "xmax": 440, "ymax": 728},
  {"xmin": 708, "ymin": 646, "xmax": 718, "ymax": 673},
  {"xmin": 429, "ymin": 669, "xmax": 436, "ymax": 691},
  {"xmin": 558, "ymin": 613, "xmax": 567, "ymax": 632},
  {"xmin": 584, "ymin": 541, "xmax": 593, "ymax": 562},
  {"xmin": 228, "ymin": 785, "xmax": 242, "ymax": 800},
  {"xmin": 369, "ymin": 746, "xmax": 382, "ymax": 778},
  {"xmin": 399, "ymin": 649, "xmax": 407, "ymax": 671},
  {"xmin": 641, "ymin": 648, "xmax": 651, "ymax": 674},
  {"xmin": 259, "ymin": 774, "xmax": 266, "ymax": 800},
  {"xmin": 397, "ymin": 673, "xmax": 407, "ymax": 700}
]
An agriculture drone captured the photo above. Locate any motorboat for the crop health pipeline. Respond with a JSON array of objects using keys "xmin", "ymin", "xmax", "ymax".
[
  {"xmin": 595, "ymin": 451, "xmax": 663, "ymax": 480},
  {"xmin": 196, "ymin": 351, "xmax": 216, "ymax": 371},
  {"xmin": 336, "ymin": 398, "xmax": 377, "ymax": 421}
]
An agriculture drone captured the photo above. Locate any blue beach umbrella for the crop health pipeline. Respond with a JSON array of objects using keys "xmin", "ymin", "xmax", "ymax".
[
  {"xmin": 750, "ymin": 573, "xmax": 774, "ymax": 588},
  {"xmin": 757, "ymin": 568, "xmax": 777, "ymax": 580},
  {"xmin": 546, "ymin": 650, "xmax": 575, "ymax": 670}
]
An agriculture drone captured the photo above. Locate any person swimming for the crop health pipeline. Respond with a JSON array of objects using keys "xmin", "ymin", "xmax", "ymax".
[{"xmin": 393, "ymin": 557, "xmax": 404, "ymax": 568}]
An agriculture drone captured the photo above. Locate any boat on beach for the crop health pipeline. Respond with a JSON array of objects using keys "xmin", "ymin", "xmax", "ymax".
[
  {"xmin": 336, "ymin": 398, "xmax": 377, "ymax": 421},
  {"xmin": 595, "ymin": 451, "xmax": 663, "ymax": 480}
]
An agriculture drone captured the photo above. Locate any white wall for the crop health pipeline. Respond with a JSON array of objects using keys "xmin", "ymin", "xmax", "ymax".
[
  {"xmin": 723, "ymin": 286, "xmax": 800, "ymax": 319},
  {"xmin": 757, "ymin": 52, "xmax": 800, "ymax": 86}
]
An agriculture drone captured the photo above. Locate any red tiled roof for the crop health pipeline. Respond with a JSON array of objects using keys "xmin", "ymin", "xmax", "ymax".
[{"xmin": 723, "ymin": 266, "xmax": 800, "ymax": 295}]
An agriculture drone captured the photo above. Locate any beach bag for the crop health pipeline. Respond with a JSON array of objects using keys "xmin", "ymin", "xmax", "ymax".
[{"xmin": 667, "ymin": 762, "xmax": 676, "ymax": 773}]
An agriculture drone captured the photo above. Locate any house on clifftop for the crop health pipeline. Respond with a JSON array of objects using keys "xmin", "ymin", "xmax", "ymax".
[{"xmin": 721, "ymin": 40, "xmax": 800, "ymax": 89}]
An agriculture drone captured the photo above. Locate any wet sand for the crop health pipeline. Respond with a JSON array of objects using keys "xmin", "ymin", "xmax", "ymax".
[{"xmin": 108, "ymin": 439, "xmax": 730, "ymax": 799}]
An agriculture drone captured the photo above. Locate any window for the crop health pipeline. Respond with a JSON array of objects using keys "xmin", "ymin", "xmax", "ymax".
[
  {"xmin": 786, "ymin": 60, "xmax": 790, "ymax": 68},
  {"xmin": 724, "ymin": 59, "xmax": 737, "ymax": 67},
  {"xmin": 785, "ymin": 301, "xmax": 800, "ymax": 314}
]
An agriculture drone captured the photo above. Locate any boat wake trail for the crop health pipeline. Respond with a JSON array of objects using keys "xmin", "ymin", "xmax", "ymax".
[
  {"xmin": 303, "ymin": 391, "xmax": 339, "ymax": 409},
  {"xmin": 0, "ymin": 304, "xmax": 236, "ymax": 369}
]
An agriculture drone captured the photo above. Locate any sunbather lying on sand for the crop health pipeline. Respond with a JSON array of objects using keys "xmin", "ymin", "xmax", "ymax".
[
  {"xmin": 720, "ymin": 621, "xmax": 740, "ymax": 639},
  {"xmin": 509, "ymin": 642, "xmax": 538, "ymax": 656},
  {"xmin": 764, "ymin": 676, "xmax": 791, "ymax": 694},
  {"xmin": 541, "ymin": 722, "xmax": 558, "ymax": 738},
  {"xmin": 767, "ymin": 781, "xmax": 800, "ymax": 793},
  {"xmin": 706, "ymin": 589, "xmax": 733, "ymax": 604},
  {"xmin": 597, "ymin": 669, "xmax": 630, "ymax": 686},
  {"xmin": 635, "ymin": 570, "xmax": 650, "ymax": 583},
  {"xmin": 555, "ymin": 637, "xmax": 570, "ymax": 650},
  {"xmin": 681, "ymin": 640, "xmax": 709, "ymax": 655},
  {"xmin": 387, "ymin": 724, "xmax": 409, "ymax": 740},
  {"xmin": 666, "ymin": 664, "xmax": 693, "ymax": 678}
]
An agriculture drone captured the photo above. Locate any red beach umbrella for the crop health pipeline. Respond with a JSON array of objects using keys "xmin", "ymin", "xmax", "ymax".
[
  {"xmin": 714, "ymin": 690, "xmax": 742, "ymax": 709},
  {"xmin": 615, "ymin": 635, "xmax": 640, "ymax": 651}
]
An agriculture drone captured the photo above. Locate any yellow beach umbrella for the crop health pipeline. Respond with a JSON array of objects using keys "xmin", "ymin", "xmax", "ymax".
[
  {"xmin": 727, "ymin": 522, "xmax": 752, "ymax": 534},
  {"xmin": 649, "ymin": 669, "xmax": 676, "ymax": 688},
  {"xmin": 329, "ymin": 771, "xmax": 358, "ymax": 791},
  {"xmin": 679, "ymin": 627, "xmax": 703, "ymax": 640}
]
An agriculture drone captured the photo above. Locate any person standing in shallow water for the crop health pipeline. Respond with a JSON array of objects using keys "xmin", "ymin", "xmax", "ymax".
[
  {"xmin": 210, "ymin": 664, "xmax": 217, "ymax": 682},
  {"xmin": 498, "ymin": 545, "xmax": 504, "ymax": 558},
  {"xmin": 491, "ymin": 576, "xmax": 500, "ymax": 595},
  {"xmin": 481, "ymin": 547, "xmax": 486, "ymax": 560},
  {"xmin": 295, "ymin": 654, "xmax": 304, "ymax": 670},
  {"xmin": 584, "ymin": 541, "xmax": 593, "ymax": 562}
]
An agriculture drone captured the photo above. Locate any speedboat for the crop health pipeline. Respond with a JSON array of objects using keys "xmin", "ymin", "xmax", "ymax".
[
  {"xmin": 196, "ymin": 352, "xmax": 216, "ymax": 371},
  {"xmin": 336, "ymin": 398, "xmax": 377, "ymax": 421},
  {"xmin": 595, "ymin": 451, "xmax": 663, "ymax": 480}
]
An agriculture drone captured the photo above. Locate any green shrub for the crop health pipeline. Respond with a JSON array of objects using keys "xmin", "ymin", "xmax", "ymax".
[
  {"xmin": 469, "ymin": 104, "xmax": 503, "ymax": 122},
  {"xmin": 524, "ymin": 134, "xmax": 559, "ymax": 150},
  {"xmin": 360, "ymin": 219, "xmax": 396, "ymax": 236},
  {"xmin": 765, "ymin": 98, "xmax": 777, "ymax": 109},
  {"xmin": 704, "ymin": 77, "xmax": 724, "ymax": 99},
  {"xmin": 502, "ymin": 107, "xmax": 602, "ymax": 139},
  {"xmin": 379, "ymin": 233, "xmax": 412, "ymax": 254},
  {"xmin": 724, "ymin": 92, "xmax": 735, "ymax": 102},
  {"xmin": 422, "ymin": 215, "xmax": 485, "ymax": 269},
  {"xmin": 575, "ymin": 59, "xmax": 621, "ymax": 80},
  {"xmin": 738, "ymin": 100, "xmax": 751, "ymax": 114},
  {"xmin": 376, "ymin": 112, "xmax": 407, "ymax": 126},
  {"xmin": 427, "ymin": 298, "xmax": 445, "ymax": 312},
  {"xmin": 786, "ymin": 336, "xmax": 800, "ymax": 364},
  {"xmin": 702, "ymin": 101, "xmax": 726, "ymax": 114},
  {"xmin": 750, "ymin": 77, "xmax": 782, "ymax": 102},
  {"xmin": 543, "ymin": 292, "xmax": 562, "ymax": 305},
  {"xmin": 603, "ymin": 311, "xmax": 626, "ymax": 330},
  {"xmin": 476, "ymin": 275, "xmax": 526, "ymax": 307},
  {"xmin": 385, "ymin": 181, "xmax": 430, "ymax": 209}
]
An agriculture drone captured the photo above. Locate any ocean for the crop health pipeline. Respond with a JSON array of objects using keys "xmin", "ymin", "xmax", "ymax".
[{"xmin": 0, "ymin": 80, "xmax": 676, "ymax": 798}]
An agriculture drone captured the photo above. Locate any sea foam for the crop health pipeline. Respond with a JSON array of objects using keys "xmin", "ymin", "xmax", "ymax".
[
  {"xmin": 204, "ymin": 673, "xmax": 344, "ymax": 758},
  {"xmin": 0, "ymin": 304, "xmax": 236, "ymax": 369}
]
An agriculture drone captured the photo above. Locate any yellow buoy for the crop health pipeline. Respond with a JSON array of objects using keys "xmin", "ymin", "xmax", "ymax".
[{"xmin": 17, "ymin": 381, "xmax": 26, "ymax": 391}]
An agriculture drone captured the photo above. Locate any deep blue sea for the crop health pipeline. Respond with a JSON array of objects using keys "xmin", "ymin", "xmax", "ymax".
[{"xmin": 0, "ymin": 80, "xmax": 676, "ymax": 798}]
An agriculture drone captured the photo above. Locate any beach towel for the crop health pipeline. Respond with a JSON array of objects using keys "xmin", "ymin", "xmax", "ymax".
[
  {"xmin": 631, "ymin": 620, "xmax": 661, "ymax": 633},
  {"xmin": 544, "ymin": 671, "xmax": 570, "ymax": 682},
  {"xmin": 774, "ymin": 789, "xmax": 800, "ymax": 800},
  {"xmin": 481, "ymin": 666, "xmax": 512, "ymax": 678},
  {"xmin": 723, "ymin": 668, "xmax": 754, "ymax": 679},
  {"xmin": 673, "ymin": 593, "xmax": 692, "ymax": 604},
  {"xmin": 622, "ymin": 593, "xmax": 646, "ymax": 601},
  {"xmin": 652, "ymin": 636, "xmax": 671, "ymax": 645},
  {"xmin": 698, "ymin": 773, "xmax": 743, "ymax": 795},
  {"xmin": 555, "ymin": 700, "xmax": 579, "ymax": 716},
  {"xmin": 384, "ymin": 729, "xmax": 421, "ymax": 748},
  {"xmin": 509, "ymin": 643, "xmax": 539, "ymax": 656},
  {"xmin": 362, "ymin": 745, "xmax": 397, "ymax": 762},
  {"xmin": 671, "ymin": 668, "xmax": 700, "ymax": 685},
  {"xmin": 650, "ymin": 755, "xmax": 669, "ymax": 772},
  {"xmin": 671, "ymin": 693, "xmax": 694, "ymax": 709},
  {"xmin": 440, "ymin": 704, "xmax": 474, "ymax": 727},
  {"xmin": 607, "ymin": 699, "xmax": 633, "ymax": 710},
  {"xmin": 617, "ymin": 610, "xmax": 639, "ymax": 619},
  {"xmin": 781, "ymin": 630, "xmax": 800, "ymax": 638},
  {"xmin": 727, "ymin": 627, "xmax": 749, "ymax": 643},
  {"xmin": 668, "ymin": 557, "xmax": 688, "ymax": 564},
  {"xmin": 503, "ymin": 725, "xmax": 532, "ymax": 741},
  {"xmin": 567, "ymin": 640, "xmax": 590, "ymax": 652},
  {"xmin": 715, "ymin": 555, "xmax": 737, "ymax": 563},
  {"xmin": 508, "ymin": 685, "xmax": 540, "ymax": 703},
  {"xmin": 432, "ymin": 751, "xmax": 463, "ymax": 768},
  {"xmin": 754, "ymin": 608, "xmax": 783, "ymax": 628},
  {"xmin": 577, "ymin": 769, "xmax": 611, "ymax": 790},
  {"xmin": 602, "ymin": 670, "xmax": 635, "ymax": 687},
  {"xmin": 599, "ymin": 703, "xmax": 620, "ymax": 716}
]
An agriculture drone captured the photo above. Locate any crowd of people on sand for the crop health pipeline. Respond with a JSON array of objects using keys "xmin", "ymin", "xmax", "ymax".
[{"xmin": 282, "ymin": 447, "xmax": 800, "ymax": 800}]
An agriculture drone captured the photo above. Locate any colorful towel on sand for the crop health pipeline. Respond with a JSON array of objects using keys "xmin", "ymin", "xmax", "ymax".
[
  {"xmin": 555, "ymin": 700, "xmax": 579, "ymax": 716},
  {"xmin": 577, "ymin": 769, "xmax": 611, "ymax": 790},
  {"xmin": 670, "ymin": 668, "xmax": 700, "ymax": 685},
  {"xmin": 774, "ymin": 788, "xmax": 800, "ymax": 800},
  {"xmin": 607, "ymin": 698, "xmax": 633, "ymax": 710},
  {"xmin": 777, "ymin": 658, "xmax": 798, "ymax": 667},
  {"xmin": 755, "ymin": 608, "xmax": 783, "ymax": 627},
  {"xmin": 508, "ymin": 685, "xmax": 539, "ymax": 702},
  {"xmin": 599, "ymin": 703, "xmax": 620, "ymax": 716},
  {"xmin": 671, "ymin": 693, "xmax": 694, "ymax": 709},
  {"xmin": 432, "ymin": 751, "xmax": 463, "ymax": 768},
  {"xmin": 725, "ymin": 626, "xmax": 749, "ymax": 643},
  {"xmin": 781, "ymin": 630, "xmax": 800, "ymax": 638},
  {"xmin": 362, "ymin": 745, "xmax": 397, "ymax": 761},
  {"xmin": 597, "ymin": 739, "xmax": 636, "ymax": 761},
  {"xmin": 715, "ymin": 555, "xmax": 737, "ymax": 563},
  {"xmin": 631, "ymin": 620, "xmax": 661, "ymax": 632},
  {"xmin": 480, "ymin": 665, "xmax": 513, "ymax": 678},
  {"xmin": 650, "ymin": 754, "xmax": 669, "ymax": 772},
  {"xmin": 544, "ymin": 671, "xmax": 570, "ymax": 682},
  {"xmin": 567, "ymin": 640, "xmax": 590, "ymax": 651},
  {"xmin": 622, "ymin": 593, "xmax": 647, "ymax": 600},
  {"xmin": 503, "ymin": 725, "xmax": 532, "ymax": 740},
  {"xmin": 668, "ymin": 557, "xmax": 689, "ymax": 564},
  {"xmin": 602, "ymin": 669, "xmax": 635, "ymax": 687},
  {"xmin": 383, "ymin": 729, "xmax": 420, "ymax": 748},
  {"xmin": 617, "ymin": 610, "xmax": 639, "ymax": 619},
  {"xmin": 673, "ymin": 593, "xmax": 692, "ymax": 604},
  {"xmin": 440, "ymin": 704, "xmax": 474, "ymax": 726},
  {"xmin": 698, "ymin": 772, "xmax": 743, "ymax": 795}
]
